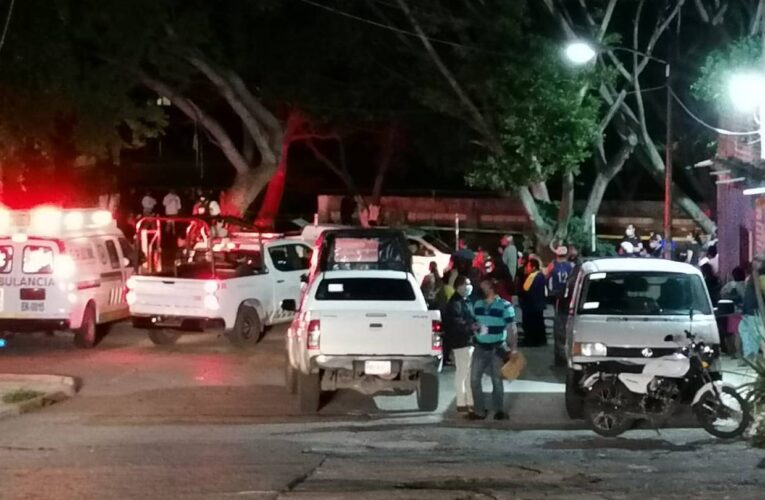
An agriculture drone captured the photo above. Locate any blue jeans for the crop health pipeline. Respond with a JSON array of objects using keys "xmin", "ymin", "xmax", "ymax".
[{"xmin": 470, "ymin": 345, "xmax": 505, "ymax": 415}]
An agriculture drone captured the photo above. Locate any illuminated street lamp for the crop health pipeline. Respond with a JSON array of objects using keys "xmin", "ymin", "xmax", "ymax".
[
  {"xmin": 564, "ymin": 40, "xmax": 674, "ymax": 258},
  {"xmin": 728, "ymin": 72, "xmax": 765, "ymax": 161}
]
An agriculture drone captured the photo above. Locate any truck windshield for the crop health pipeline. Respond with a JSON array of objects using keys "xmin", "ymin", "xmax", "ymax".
[
  {"xmin": 579, "ymin": 271, "xmax": 712, "ymax": 316},
  {"xmin": 315, "ymin": 278, "xmax": 416, "ymax": 301},
  {"xmin": 422, "ymin": 234, "xmax": 451, "ymax": 254}
]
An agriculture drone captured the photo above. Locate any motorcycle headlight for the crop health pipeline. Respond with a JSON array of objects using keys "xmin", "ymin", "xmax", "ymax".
[{"xmin": 575, "ymin": 342, "xmax": 607, "ymax": 357}]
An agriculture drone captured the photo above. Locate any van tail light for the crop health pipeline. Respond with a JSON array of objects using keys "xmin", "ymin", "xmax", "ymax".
[
  {"xmin": 307, "ymin": 319, "xmax": 321, "ymax": 350},
  {"xmin": 432, "ymin": 320, "xmax": 443, "ymax": 352}
]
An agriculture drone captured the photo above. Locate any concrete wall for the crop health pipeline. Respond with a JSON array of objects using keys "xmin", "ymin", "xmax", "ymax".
[{"xmin": 317, "ymin": 195, "xmax": 702, "ymax": 235}]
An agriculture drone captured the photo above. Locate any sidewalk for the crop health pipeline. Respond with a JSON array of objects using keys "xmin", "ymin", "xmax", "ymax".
[{"xmin": 0, "ymin": 374, "xmax": 77, "ymax": 419}]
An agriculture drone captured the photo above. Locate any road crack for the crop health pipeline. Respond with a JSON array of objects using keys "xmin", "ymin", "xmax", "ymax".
[{"xmin": 285, "ymin": 456, "xmax": 327, "ymax": 492}]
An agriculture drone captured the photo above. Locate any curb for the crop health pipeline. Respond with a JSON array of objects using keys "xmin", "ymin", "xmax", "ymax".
[{"xmin": 0, "ymin": 374, "xmax": 79, "ymax": 419}]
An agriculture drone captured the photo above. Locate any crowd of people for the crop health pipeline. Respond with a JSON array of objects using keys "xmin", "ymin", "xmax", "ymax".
[{"xmin": 422, "ymin": 234, "xmax": 578, "ymax": 420}]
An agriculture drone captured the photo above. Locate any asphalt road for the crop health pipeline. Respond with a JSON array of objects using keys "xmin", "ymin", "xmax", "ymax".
[{"xmin": 0, "ymin": 324, "xmax": 763, "ymax": 499}]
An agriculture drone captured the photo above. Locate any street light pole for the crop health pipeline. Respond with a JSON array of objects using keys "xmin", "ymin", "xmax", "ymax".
[{"xmin": 663, "ymin": 61, "xmax": 673, "ymax": 259}]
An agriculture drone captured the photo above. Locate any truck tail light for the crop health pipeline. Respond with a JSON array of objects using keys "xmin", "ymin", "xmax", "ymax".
[
  {"xmin": 432, "ymin": 320, "xmax": 442, "ymax": 352},
  {"xmin": 307, "ymin": 319, "xmax": 321, "ymax": 350}
]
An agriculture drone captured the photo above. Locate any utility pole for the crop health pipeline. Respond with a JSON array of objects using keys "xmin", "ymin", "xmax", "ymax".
[{"xmin": 662, "ymin": 8, "xmax": 677, "ymax": 259}]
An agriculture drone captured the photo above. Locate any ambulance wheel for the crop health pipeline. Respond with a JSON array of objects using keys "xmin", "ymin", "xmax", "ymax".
[
  {"xmin": 227, "ymin": 307, "xmax": 263, "ymax": 348},
  {"xmin": 147, "ymin": 329, "xmax": 181, "ymax": 346},
  {"xmin": 73, "ymin": 303, "xmax": 97, "ymax": 349}
]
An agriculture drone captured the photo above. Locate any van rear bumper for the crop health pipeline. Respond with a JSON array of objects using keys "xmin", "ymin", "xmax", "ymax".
[{"xmin": 0, "ymin": 318, "xmax": 70, "ymax": 332}]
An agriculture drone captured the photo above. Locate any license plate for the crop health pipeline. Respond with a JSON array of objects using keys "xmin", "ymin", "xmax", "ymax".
[{"xmin": 365, "ymin": 360, "xmax": 392, "ymax": 375}]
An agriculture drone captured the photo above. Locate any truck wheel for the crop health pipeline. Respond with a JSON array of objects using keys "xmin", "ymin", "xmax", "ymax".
[
  {"xmin": 298, "ymin": 372, "xmax": 321, "ymax": 414},
  {"xmin": 227, "ymin": 307, "xmax": 263, "ymax": 348},
  {"xmin": 416, "ymin": 373, "xmax": 439, "ymax": 412},
  {"xmin": 565, "ymin": 369, "xmax": 585, "ymax": 419},
  {"xmin": 148, "ymin": 329, "xmax": 181, "ymax": 346},
  {"xmin": 73, "ymin": 303, "xmax": 98, "ymax": 349},
  {"xmin": 285, "ymin": 362, "xmax": 298, "ymax": 395}
]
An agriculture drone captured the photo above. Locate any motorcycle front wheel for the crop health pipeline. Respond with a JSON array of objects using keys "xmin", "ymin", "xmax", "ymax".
[
  {"xmin": 694, "ymin": 386, "xmax": 751, "ymax": 439},
  {"xmin": 584, "ymin": 380, "xmax": 634, "ymax": 438}
]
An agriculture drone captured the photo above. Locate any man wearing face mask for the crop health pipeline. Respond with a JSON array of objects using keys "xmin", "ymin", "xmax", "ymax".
[{"xmin": 443, "ymin": 276, "xmax": 476, "ymax": 413}]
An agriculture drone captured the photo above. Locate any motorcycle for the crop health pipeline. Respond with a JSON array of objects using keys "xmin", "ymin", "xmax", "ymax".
[{"xmin": 581, "ymin": 329, "xmax": 751, "ymax": 439}]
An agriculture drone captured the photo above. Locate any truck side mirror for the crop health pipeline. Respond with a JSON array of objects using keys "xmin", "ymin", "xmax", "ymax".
[{"xmin": 281, "ymin": 299, "xmax": 297, "ymax": 312}]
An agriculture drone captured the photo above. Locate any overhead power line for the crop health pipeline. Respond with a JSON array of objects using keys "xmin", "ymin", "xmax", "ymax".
[
  {"xmin": 0, "ymin": 0, "xmax": 16, "ymax": 57},
  {"xmin": 671, "ymin": 89, "xmax": 760, "ymax": 136},
  {"xmin": 298, "ymin": 0, "xmax": 511, "ymax": 56}
]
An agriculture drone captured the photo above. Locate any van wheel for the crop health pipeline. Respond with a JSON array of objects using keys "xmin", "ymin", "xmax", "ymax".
[
  {"xmin": 417, "ymin": 373, "xmax": 439, "ymax": 412},
  {"xmin": 285, "ymin": 363, "xmax": 298, "ymax": 395},
  {"xmin": 227, "ymin": 307, "xmax": 263, "ymax": 348},
  {"xmin": 298, "ymin": 372, "xmax": 321, "ymax": 414},
  {"xmin": 73, "ymin": 303, "xmax": 97, "ymax": 349},
  {"xmin": 565, "ymin": 369, "xmax": 585, "ymax": 419},
  {"xmin": 148, "ymin": 329, "xmax": 181, "ymax": 346}
]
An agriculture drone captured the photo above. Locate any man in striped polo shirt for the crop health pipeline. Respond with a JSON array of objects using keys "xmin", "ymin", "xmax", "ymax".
[{"xmin": 469, "ymin": 277, "xmax": 517, "ymax": 420}]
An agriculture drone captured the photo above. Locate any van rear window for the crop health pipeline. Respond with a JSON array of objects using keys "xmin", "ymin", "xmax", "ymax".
[
  {"xmin": 23, "ymin": 246, "xmax": 54, "ymax": 274},
  {"xmin": 316, "ymin": 278, "xmax": 416, "ymax": 301}
]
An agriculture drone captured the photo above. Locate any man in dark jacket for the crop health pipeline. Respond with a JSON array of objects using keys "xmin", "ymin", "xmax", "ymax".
[{"xmin": 443, "ymin": 275, "xmax": 475, "ymax": 413}]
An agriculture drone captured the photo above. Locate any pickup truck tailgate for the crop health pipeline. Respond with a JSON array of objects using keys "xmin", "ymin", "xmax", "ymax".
[
  {"xmin": 129, "ymin": 277, "xmax": 211, "ymax": 317},
  {"xmin": 318, "ymin": 310, "xmax": 432, "ymax": 356}
]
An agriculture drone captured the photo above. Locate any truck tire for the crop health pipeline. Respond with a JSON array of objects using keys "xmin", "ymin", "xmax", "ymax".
[
  {"xmin": 148, "ymin": 329, "xmax": 181, "ymax": 346},
  {"xmin": 416, "ymin": 373, "xmax": 439, "ymax": 412},
  {"xmin": 565, "ymin": 369, "xmax": 584, "ymax": 419},
  {"xmin": 227, "ymin": 306, "xmax": 263, "ymax": 348},
  {"xmin": 298, "ymin": 372, "xmax": 321, "ymax": 414},
  {"xmin": 285, "ymin": 362, "xmax": 298, "ymax": 394},
  {"xmin": 73, "ymin": 303, "xmax": 97, "ymax": 349}
]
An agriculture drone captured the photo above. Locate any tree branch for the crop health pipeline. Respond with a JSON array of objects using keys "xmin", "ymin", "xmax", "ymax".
[
  {"xmin": 136, "ymin": 70, "xmax": 250, "ymax": 175},
  {"xmin": 187, "ymin": 55, "xmax": 277, "ymax": 165}
]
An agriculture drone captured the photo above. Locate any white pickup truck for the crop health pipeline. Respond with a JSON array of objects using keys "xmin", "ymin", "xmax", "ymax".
[
  {"xmin": 127, "ymin": 217, "xmax": 312, "ymax": 347},
  {"xmin": 283, "ymin": 228, "xmax": 442, "ymax": 413}
]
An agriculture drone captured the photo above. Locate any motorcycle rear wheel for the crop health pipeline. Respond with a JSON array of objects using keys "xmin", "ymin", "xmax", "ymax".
[
  {"xmin": 694, "ymin": 386, "xmax": 751, "ymax": 439},
  {"xmin": 584, "ymin": 380, "xmax": 634, "ymax": 438}
]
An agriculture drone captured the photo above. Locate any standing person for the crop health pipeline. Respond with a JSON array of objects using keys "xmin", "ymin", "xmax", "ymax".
[
  {"xmin": 738, "ymin": 269, "xmax": 765, "ymax": 362},
  {"xmin": 207, "ymin": 192, "xmax": 222, "ymax": 217},
  {"xmin": 141, "ymin": 191, "xmax": 157, "ymax": 216},
  {"xmin": 547, "ymin": 246, "xmax": 573, "ymax": 364},
  {"xmin": 420, "ymin": 261, "xmax": 443, "ymax": 308},
  {"xmin": 567, "ymin": 244, "xmax": 581, "ymax": 266},
  {"xmin": 469, "ymin": 277, "xmax": 516, "ymax": 420},
  {"xmin": 502, "ymin": 235, "xmax": 519, "ymax": 283},
  {"xmin": 443, "ymin": 276, "xmax": 476, "ymax": 413},
  {"xmin": 648, "ymin": 231, "xmax": 664, "ymax": 258},
  {"xmin": 193, "ymin": 192, "xmax": 210, "ymax": 215},
  {"xmin": 163, "ymin": 189, "xmax": 182, "ymax": 216},
  {"xmin": 519, "ymin": 257, "xmax": 547, "ymax": 347},
  {"xmin": 682, "ymin": 231, "xmax": 702, "ymax": 266},
  {"xmin": 701, "ymin": 263, "xmax": 721, "ymax": 305}
]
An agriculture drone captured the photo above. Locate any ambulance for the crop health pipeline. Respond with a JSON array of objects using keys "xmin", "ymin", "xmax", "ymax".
[{"xmin": 0, "ymin": 206, "xmax": 133, "ymax": 348}]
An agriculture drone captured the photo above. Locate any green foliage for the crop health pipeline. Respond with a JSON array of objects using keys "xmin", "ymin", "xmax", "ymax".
[
  {"xmin": 466, "ymin": 41, "xmax": 602, "ymax": 189},
  {"xmin": 692, "ymin": 36, "xmax": 761, "ymax": 106}
]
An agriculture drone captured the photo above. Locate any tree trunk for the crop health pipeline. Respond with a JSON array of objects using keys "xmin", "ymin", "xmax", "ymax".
[
  {"xmin": 222, "ymin": 164, "xmax": 278, "ymax": 219},
  {"xmin": 372, "ymin": 125, "xmax": 398, "ymax": 202},
  {"xmin": 254, "ymin": 113, "xmax": 306, "ymax": 227},
  {"xmin": 555, "ymin": 172, "xmax": 575, "ymax": 240}
]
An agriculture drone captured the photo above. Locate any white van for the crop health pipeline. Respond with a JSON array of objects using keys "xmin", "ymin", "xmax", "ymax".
[
  {"xmin": 563, "ymin": 258, "xmax": 722, "ymax": 418},
  {"xmin": 0, "ymin": 207, "xmax": 133, "ymax": 348}
]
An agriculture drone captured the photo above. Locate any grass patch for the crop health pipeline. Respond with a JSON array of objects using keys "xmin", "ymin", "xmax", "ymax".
[{"xmin": 2, "ymin": 389, "xmax": 44, "ymax": 405}]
